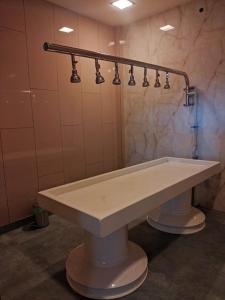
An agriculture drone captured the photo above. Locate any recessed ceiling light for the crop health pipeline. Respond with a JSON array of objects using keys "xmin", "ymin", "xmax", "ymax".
[
  {"xmin": 112, "ymin": 0, "xmax": 133, "ymax": 10},
  {"xmin": 160, "ymin": 25, "xmax": 175, "ymax": 31},
  {"xmin": 59, "ymin": 27, "xmax": 74, "ymax": 33}
]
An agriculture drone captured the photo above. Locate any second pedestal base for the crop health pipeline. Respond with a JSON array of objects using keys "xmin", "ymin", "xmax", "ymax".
[
  {"xmin": 147, "ymin": 206, "xmax": 205, "ymax": 234},
  {"xmin": 147, "ymin": 190, "xmax": 206, "ymax": 234}
]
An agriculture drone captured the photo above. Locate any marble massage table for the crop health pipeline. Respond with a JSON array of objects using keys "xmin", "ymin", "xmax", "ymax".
[{"xmin": 38, "ymin": 157, "xmax": 220, "ymax": 299}]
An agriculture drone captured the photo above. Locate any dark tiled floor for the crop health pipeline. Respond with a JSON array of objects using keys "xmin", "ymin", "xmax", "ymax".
[{"xmin": 0, "ymin": 209, "xmax": 225, "ymax": 300}]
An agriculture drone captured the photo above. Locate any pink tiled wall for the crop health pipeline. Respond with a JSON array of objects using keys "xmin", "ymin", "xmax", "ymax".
[{"xmin": 0, "ymin": 0, "xmax": 122, "ymax": 226}]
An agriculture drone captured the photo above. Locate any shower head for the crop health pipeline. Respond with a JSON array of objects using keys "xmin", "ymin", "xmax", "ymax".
[
  {"xmin": 128, "ymin": 65, "xmax": 136, "ymax": 86},
  {"xmin": 70, "ymin": 54, "xmax": 81, "ymax": 83},
  {"xmin": 95, "ymin": 59, "xmax": 105, "ymax": 84},
  {"xmin": 164, "ymin": 72, "xmax": 170, "ymax": 89},
  {"xmin": 71, "ymin": 70, "xmax": 81, "ymax": 83},
  {"xmin": 112, "ymin": 62, "xmax": 121, "ymax": 85},
  {"xmin": 154, "ymin": 70, "xmax": 161, "ymax": 88},
  {"xmin": 142, "ymin": 67, "xmax": 150, "ymax": 87},
  {"xmin": 96, "ymin": 73, "xmax": 105, "ymax": 84}
]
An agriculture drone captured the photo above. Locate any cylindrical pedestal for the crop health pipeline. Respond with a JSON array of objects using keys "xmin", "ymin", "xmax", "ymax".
[
  {"xmin": 147, "ymin": 190, "xmax": 205, "ymax": 234},
  {"xmin": 66, "ymin": 226, "xmax": 148, "ymax": 299}
]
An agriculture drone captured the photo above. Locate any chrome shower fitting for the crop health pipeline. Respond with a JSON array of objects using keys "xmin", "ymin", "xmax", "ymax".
[
  {"xmin": 44, "ymin": 42, "xmax": 194, "ymax": 107},
  {"xmin": 164, "ymin": 72, "xmax": 170, "ymax": 89},
  {"xmin": 142, "ymin": 67, "xmax": 150, "ymax": 87},
  {"xmin": 154, "ymin": 70, "xmax": 161, "ymax": 88},
  {"xmin": 95, "ymin": 58, "xmax": 105, "ymax": 84},
  {"xmin": 128, "ymin": 65, "xmax": 136, "ymax": 86},
  {"xmin": 184, "ymin": 86, "xmax": 196, "ymax": 106},
  {"xmin": 70, "ymin": 54, "xmax": 81, "ymax": 83},
  {"xmin": 112, "ymin": 62, "xmax": 121, "ymax": 85}
]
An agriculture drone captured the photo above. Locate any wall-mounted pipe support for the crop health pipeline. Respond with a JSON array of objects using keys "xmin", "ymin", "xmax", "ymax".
[{"xmin": 43, "ymin": 42, "xmax": 193, "ymax": 106}]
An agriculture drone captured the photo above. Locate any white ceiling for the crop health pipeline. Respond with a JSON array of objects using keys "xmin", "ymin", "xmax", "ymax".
[{"xmin": 47, "ymin": 0, "xmax": 191, "ymax": 26}]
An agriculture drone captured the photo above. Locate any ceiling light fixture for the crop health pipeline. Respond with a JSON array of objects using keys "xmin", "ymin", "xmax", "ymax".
[
  {"xmin": 59, "ymin": 27, "xmax": 74, "ymax": 33},
  {"xmin": 160, "ymin": 25, "xmax": 175, "ymax": 31},
  {"xmin": 112, "ymin": 0, "xmax": 133, "ymax": 10}
]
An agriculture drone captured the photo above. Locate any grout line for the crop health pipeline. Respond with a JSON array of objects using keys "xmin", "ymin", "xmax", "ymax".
[
  {"xmin": 29, "ymin": 87, "xmax": 58, "ymax": 92},
  {"xmin": 38, "ymin": 171, "xmax": 65, "ymax": 179},
  {"xmin": 0, "ymin": 25, "xmax": 25, "ymax": 34},
  {"xmin": 78, "ymin": 16, "xmax": 88, "ymax": 179},
  {"xmin": 0, "ymin": 130, "xmax": 10, "ymax": 222},
  {"xmin": 0, "ymin": 126, "xmax": 34, "ymax": 130},
  {"xmin": 23, "ymin": 0, "xmax": 39, "ymax": 194}
]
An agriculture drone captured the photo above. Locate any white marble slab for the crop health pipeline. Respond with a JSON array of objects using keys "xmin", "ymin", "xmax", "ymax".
[{"xmin": 38, "ymin": 157, "xmax": 220, "ymax": 237}]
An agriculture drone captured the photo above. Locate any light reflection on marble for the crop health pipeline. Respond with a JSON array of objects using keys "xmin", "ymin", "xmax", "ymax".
[{"xmin": 117, "ymin": 0, "xmax": 225, "ymax": 211}]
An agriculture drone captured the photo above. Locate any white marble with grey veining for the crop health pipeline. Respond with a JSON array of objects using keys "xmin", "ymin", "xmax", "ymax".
[{"xmin": 117, "ymin": 0, "xmax": 225, "ymax": 211}]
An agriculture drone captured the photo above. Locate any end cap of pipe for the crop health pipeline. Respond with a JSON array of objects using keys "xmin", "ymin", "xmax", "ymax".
[{"xmin": 43, "ymin": 42, "xmax": 49, "ymax": 51}]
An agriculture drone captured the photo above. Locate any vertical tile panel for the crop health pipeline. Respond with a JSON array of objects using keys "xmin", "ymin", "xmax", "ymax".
[
  {"xmin": 78, "ymin": 16, "xmax": 99, "ymax": 51},
  {"xmin": 31, "ymin": 89, "xmax": 63, "ymax": 177},
  {"xmin": 54, "ymin": 6, "xmax": 78, "ymax": 46},
  {"xmin": 0, "ymin": 90, "xmax": 33, "ymax": 129},
  {"xmin": 0, "ymin": 28, "xmax": 29, "ymax": 90},
  {"xmin": 98, "ymin": 24, "xmax": 120, "ymax": 169},
  {"xmin": 0, "ymin": 0, "xmax": 25, "ymax": 32},
  {"xmin": 56, "ymin": 50, "xmax": 82, "ymax": 126},
  {"xmin": 79, "ymin": 16, "xmax": 100, "ymax": 94},
  {"xmin": 100, "ymin": 61, "xmax": 115, "ymax": 94},
  {"xmin": 86, "ymin": 162, "xmax": 103, "ymax": 178},
  {"xmin": 1, "ymin": 128, "xmax": 38, "ymax": 222},
  {"xmin": 83, "ymin": 93, "xmax": 103, "ymax": 165},
  {"xmin": 80, "ymin": 58, "xmax": 100, "ymax": 94},
  {"xmin": 98, "ymin": 24, "xmax": 116, "ymax": 55},
  {"xmin": 24, "ymin": 0, "xmax": 57, "ymax": 90},
  {"xmin": 103, "ymin": 124, "xmax": 117, "ymax": 172},
  {"xmin": 62, "ymin": 125, "xmax": 85, "ymax": 182},
  {"xmin": 58, "ymin": 85, "xmax": 83, "ymax": 126},
  {"xmin": 101, "ymin": 86, "xmax": 117, "ymax": 124},
  {"xmin": 0, "ymin": 137, "xmax": 9, "ymax": 226},
  {"xmin": 115, "ymin": 87, "xmax": 123, "ymax": 168},
  {"xmin": 39, "ymin": 172, "xmax": 64, "ymax": 190}
]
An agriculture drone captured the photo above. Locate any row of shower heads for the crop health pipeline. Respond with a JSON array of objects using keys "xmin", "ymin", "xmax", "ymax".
[{"xmin": 70, "ymin": 54, "xmax": 171, "ymax": 89}]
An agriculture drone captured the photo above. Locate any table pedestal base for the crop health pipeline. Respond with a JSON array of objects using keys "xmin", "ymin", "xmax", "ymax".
[
  {"xmin": 66, "ymin": 227, "xmax": 148, "ymax": 299},
  {"xmin": 147, "ymin": 190, "xmax": 205, "ymax": 234}
]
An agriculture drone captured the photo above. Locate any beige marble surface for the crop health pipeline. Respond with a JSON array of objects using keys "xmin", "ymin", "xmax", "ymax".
[{"xmin": 117, "ymin": 0, "xmax": 225, "ymax": 211}]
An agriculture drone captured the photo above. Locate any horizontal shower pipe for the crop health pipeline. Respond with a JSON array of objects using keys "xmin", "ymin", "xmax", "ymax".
[{"xmin": 43, "ymin": 42, "xmax": 192, "ymax": 105}]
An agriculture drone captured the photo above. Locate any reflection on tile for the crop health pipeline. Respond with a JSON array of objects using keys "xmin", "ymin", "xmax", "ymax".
[
  {"xmin": 1, "ymin": 128, "xmax": 38, "ymax": 222},
  {"xmin": 31, "ymin": 89, "xmax": 63, "ymax": 177},
  {"xmin": 24, "ymin": 0, "xmax": 57, "ymax": 90},
  {"xmin": 0, "ymin": 0, "xmax": 25, "ymax": 32},
  {"xmin": 54, "ymin": 6, "xmax": 78, "ymax": 46},
  {"xmin": 83, "ymin": 93, "xmax": 103, "ymax": 164},
  {"xmin": 103, "ymin": 124, "xmax": 117, "ymax": 172},
  {"xmin": 0, "ymin": 140, "xmax": 9, "ymax": 226},
  {"xmin": 78, "ymin": 16, "xmax": 99, "ymax": 51},
  {"xmin": 100, "ymin": 61, "xmax": 115, "ymax": 94},
  {"xmin": 62, "ymin": 125, "xmax": 85, "ymax": 182},
  {"xmin": 0, "ymin": 28, "xmax": 29, "ymax": 90},
  {"xmin": 0, "ymin": 90, "xmax": 33, "ymax": 128},
  {"xmin": 86, "ymin": 162, "xmax": 103, "ymax": 178},
  {"xmin": 39, "ymin": 172, "xmax": 64, "ymax": 191},
  {"xmin": 98, "ymin": 25, "xmax": 115, "ymax": 55}
]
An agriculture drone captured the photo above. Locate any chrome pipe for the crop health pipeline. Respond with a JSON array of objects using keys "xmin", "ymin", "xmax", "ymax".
[{"xmin": 43, "ymin": 42, "xmax": 192, "ymax": 105}]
